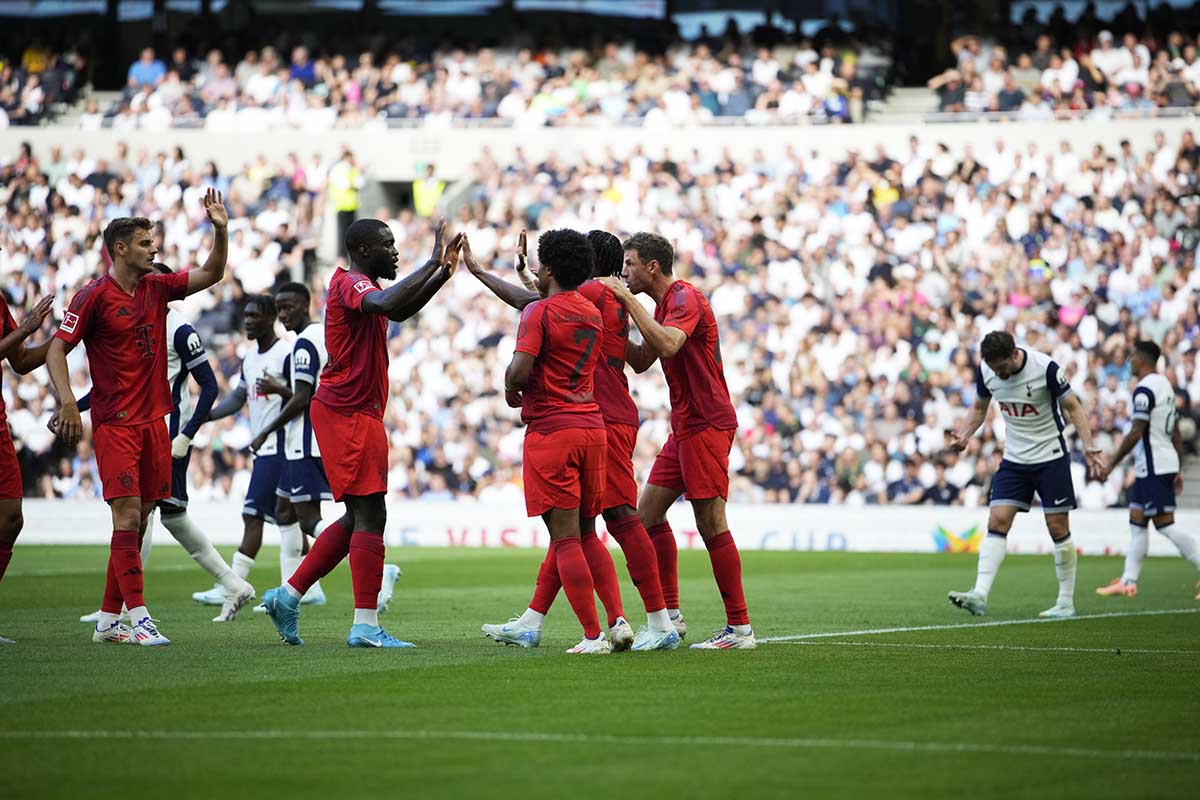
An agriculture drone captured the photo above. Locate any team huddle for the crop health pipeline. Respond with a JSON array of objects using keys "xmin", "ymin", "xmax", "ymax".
[{"xmin": 1, "ymin": 197, "xmax": 1198, "ymax": 650}]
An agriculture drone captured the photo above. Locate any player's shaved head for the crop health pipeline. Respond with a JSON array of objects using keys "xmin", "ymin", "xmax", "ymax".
[
  {"xmin": 537, "ymin": 229, "xmax": 594, "ymax": 290},
  {"xmin": 345, "ymin": 218, "xmax": 398, "ymax": 279},
  {"xmin": 345, "ymin": 219, "xmax": 389, "ymax": 256},
  {"xmin": 587, "ymin": 230, "xmax": 623, "ymax": 278}
]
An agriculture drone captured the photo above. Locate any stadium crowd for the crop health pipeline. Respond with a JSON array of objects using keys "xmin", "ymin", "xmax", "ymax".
[
  {"xmin": 2, "ymin": 124, "xmax": 1200, "ymax": 508},
  {"xmin": 928, "ymin": 5, "xmax": 1200, "ymax": 118},
  {"xmin": 0, "ymin": 43, "xmax": 85, "ymax": 127},
  {"xmin": 89, "ymin": 34, "xmax": 888, "ymax": 130}
]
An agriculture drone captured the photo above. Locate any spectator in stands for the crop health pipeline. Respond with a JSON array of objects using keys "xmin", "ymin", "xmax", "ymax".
[{"xmin": 127, "ymin": 47, "xmax": 166, "ymax": 89}]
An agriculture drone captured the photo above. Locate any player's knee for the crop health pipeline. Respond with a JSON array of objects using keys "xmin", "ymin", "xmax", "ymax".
[
  {"xmin": 601, "ymin": 505, "xmax": 637, "ymax": 523},
  {"xmin": 1153, "ymin": 513, "xmax": 1175, "ymax": 528}
]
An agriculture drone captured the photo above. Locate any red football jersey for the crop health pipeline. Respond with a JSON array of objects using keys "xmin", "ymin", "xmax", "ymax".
[
  {"xmin": 54, "ymin": 270, "xmax": 190, "ymax": 427},
  {"xmin": 576, "ymin": 280, "xmax": 639, "ymax": 428},
  {"xmin": 655, "ymin": 280, "xmax": 738, "ymax": 439},
  {"xmin": 316, "ymin": 268, "xmax": 389, "ymax": 419},
  {"xmin": 514, "ymin": 290, "xmax": 605, "ymax": 434},
  {"xmin": 0, "ymin": 293, "xmax": 17, "ymax": 422}
]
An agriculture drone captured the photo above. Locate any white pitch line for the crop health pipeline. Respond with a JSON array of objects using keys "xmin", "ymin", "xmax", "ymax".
[
  {"xmin": 760, "ymin": 607, "xmax": 1200, "ymax": 642},
  {"xmin": 774, "ymin": 641, "xmax": 1200, "ymax": 655},
  {"xmin": 0, "ymin": 729, "xmax": 1197, "ymax": 764}
]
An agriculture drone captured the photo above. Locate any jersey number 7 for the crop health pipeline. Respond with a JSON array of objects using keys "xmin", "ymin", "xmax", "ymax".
[{"xmin": 569, "ymin": 328, "xmax": 597, "ymax": 390}]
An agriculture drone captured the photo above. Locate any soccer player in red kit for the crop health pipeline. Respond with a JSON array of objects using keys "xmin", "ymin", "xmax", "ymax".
[
  {"xmin": 0, "ymin": 281, "xmax": 55, "ymax": 644},
  {"xmin": 599, "ymin": 231, "xmax": 755, "ymax": 649},
  {"xmin": 465, "ymin": 230, "xmax": 679, "ymax": 651},
  {"xmin": 261, "ymin": 220, "xmax": 462, "ymax": 648},
  {"xmin": 503, "ymin": 228, "xmax": 611, "ymax": 654},
  {"xmin": 47, "ymin": 191, "xmax": 230, "ymax": 646}
]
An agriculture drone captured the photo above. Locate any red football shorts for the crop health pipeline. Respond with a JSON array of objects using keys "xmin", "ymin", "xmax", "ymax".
[
  {"xmin": 602, "ymin": 422, "xmax": 639, "ymax": 511},
  {"xmin": 523, "ymin": 427, "xmax": 606, "ymax": 518},
  {"xmin": 93, "ymin": 419, "xmax": 171, "ymax": 502},
  {"xmin": 0, "ymin": 418, "xmax": 22, "ymax": 500},
  {"xmin": 311, "ymin": 397, "xmax": 388, "ymax": 501},
  {"xmin": 647, "ymin": 426, "xmax": 736, "ymax": 501}
]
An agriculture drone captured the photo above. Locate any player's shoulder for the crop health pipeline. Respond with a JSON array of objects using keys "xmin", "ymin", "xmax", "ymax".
[
  {"xmin": 1139, "ymin": 372, "xmax": 1171, "ymax": 393},
  {"xmin": 68, "ymin": 275, "xmax": 108, "ymax": 309},
  {"xmin": 576, "ymin": 279, "xmax": 605, "ymax": 302},
  {"xmin": 1024, "ymin": 347, "xmax": 1054, "ymax": 368},
  {"xmin": 297, "ymin": 321, "xmax": 324, "ymax": 346}
]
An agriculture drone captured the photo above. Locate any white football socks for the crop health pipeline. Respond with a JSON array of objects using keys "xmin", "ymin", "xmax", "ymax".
[
  {"xmin": 353, "ymin": 608, "xmax": 379, "ymax": 627},
  {"xmin": 161, "ymin": 512, "xmax": 245, "ymax": 593},
  {"xmin": 1053, "ymin": 536, "xmax": 1077, "ymax": 606},
  {"xmin": 279, "ymin": 522, "xmax": 304, "ymax": 583},
  {"xmin": 518, "ymin": 608, "xmax": 545, "ymax": 629},
  {"xmin": 647, "ymin": 608, "xmax": 673, "ymax": 632},
  {"xmin": 1122, "ymin": 523, "xmax": 1149, "ymax": 584},
  {"xmin": 232, "ymin": 551, "xmax": 255, "ymax": 582},
  {"xmin": 1157, "ymin": 524, "xmax": 1200, "ymax": 570},
  {"xmin": 128, "ymin": 605, "xmax": 150, "ymax": 625},
  {"xmin": 973, "ymin": 534, "xmax": 1008, "ymax": 599}
]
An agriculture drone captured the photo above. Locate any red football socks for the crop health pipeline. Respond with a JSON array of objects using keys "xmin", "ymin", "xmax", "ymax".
[
  {"xmin": 646, "ymin": 522, "xmax": 679, "ymax": 609},
  {"xmin": 705, "ymin": 531, "xmax": 750, "ymax": 626},
  {"xmin": 0, "ymin": 542, "xmax": 11, "ymax": 584},
  {"xmin": 607, "ymin": 515, "xmax": 666, "ymax": 613},
  {"xmin": 554, "ymin": 537, "xmax": 601, "ymax": 639},
  {"xmin": 109, "ymin": 530, "xmax": 144, "ymax": 610},
  {"xmin": 581, "ymin": 531, "xmax": 624, "ymax": 626},
  {"xmin": 348, "ymin": 531, "xmax": 385, "ymax": 609},
  {"xmin": 529, "ymin": 550, "xmax": 561, "ymax": 615},
  {"xmin": 287, "ymin": 519, "xmax": 350, "ymax": 595}
]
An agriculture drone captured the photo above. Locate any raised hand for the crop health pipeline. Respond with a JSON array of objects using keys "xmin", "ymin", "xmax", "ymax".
[
  {"xmin": 203, "ymin": 188, "xmax": 227, "ymax": 229},
  {"xmin": 515, "ymin": 229, "xmax": 527, "ymax": 270},
  {"xmin": 17, "ymin": 295, "xmax": 54, "ymax": 336},
  {"xmin": 442, "ymin": 233, "xmax": 465, "ymax": 276},
  {"xmin": 461, "ymin": 234, "xmax": 484, "ymax": 277},
  {"xmin": 428, "ymin": 220, "xmax": 448, "ymax": 266}
]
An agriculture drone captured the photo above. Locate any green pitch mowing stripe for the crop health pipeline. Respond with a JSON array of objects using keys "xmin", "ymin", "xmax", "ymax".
[
  {"xmin": 2, "ymin": 547, "xmax": 1198, "ymax": 800},
  {"xmin": 1, "ymin": 728, "xmax": 1198, "ymax": 763}
]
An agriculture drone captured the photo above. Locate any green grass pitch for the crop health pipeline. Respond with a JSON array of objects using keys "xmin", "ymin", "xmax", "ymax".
[{"xmin": 1, "ymin": 544, "xmax": 1198, "ymax": 799}]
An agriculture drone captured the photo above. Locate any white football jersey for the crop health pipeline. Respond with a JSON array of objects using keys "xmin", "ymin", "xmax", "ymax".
[
  {"xmin": 1131, "ymin": 372, "xmax": 1179, "ymax": 478},
  {"xmin": 284, "ymin": 321, "xmax": 327, "ymax": 460},
  {"xmin": 165, "ymin": 309, "xmax": 209, "ymax": 438},
  {"xmin": 238, "ymin": 338, "xmax": 291, "ymax": 457},
  {"xmin": 976, "ymin": 348, "xmax": 1073, "ymax": 465}
]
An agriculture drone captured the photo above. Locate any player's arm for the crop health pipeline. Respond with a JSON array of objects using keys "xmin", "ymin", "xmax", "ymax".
[
  {"xmin": 950, "ymin": 396, "xmax": 990, "ymax": 451},
  {"xmin": 504, "ymin": 302, "xmax": 543, "ymax": 408},
  {"xmin": 177, "ymin": 358, "xmax": 219, "ymax": 447},
  {"xmin": 251, "ymin": 380, "xmax": 312, "ymax": 453},
  {"xmin": 625, "ymin": 338, "xmax": 659, "ymax": 374},
  {"xmin": 207, "ymin": 382, "xmax": 248, "ymax": 422},
  {"xmin": 1103, "ymin": 417, "xmax": 1147, "ymax": 480},
  {"xmin": 360, "ymin": 223, "xmax": 463, "ymax": 320},
  {"xmin": 185, "ymin": 189, "xmax": 229, "ymax": 295},
  {"xmin": 462, "ymin": 234, "xmax": 539, "ymax": 310},
  {"xmin": 1059, "ymin": 392, "xmax": 1105, "ymax": 477},
  {"xmin": 504, "ymin": 352, "xmax": 535, "ymax": 408},
  {"xmin": 0, "ymin": 295, "xmax": 54, "ymax": 373},
  {"xmin": 596, "ymin": 277, "xmax": 686, "ymax": 358},
  {"xmin": 46, "ymin": 337, "xmax": 84, "ymax": 446}
]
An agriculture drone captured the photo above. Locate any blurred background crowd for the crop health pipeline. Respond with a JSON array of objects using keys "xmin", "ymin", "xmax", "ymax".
[{"xmin": 4, "ymin": 119, "xmax": 1199, "ymax": 507}]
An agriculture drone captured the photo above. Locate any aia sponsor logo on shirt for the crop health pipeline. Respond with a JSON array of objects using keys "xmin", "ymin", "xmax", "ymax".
[
  {"xmin": 294, "ymin": 349, "xmax": 311, "ymax": 370},
  {"xmin": 60, "ymin": 312, "xmax": 80, "ymax": 334},
  {"xmin": 999, "ymin": 401, "xmax": 1039, "ymax": 417},
  {"xmin": 187, "ymin": 332, "xmax": 203, "ymax": 356},
  {"xmin": 352, "ymin": 279, "xmax": 374, "ymax": 295}
]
